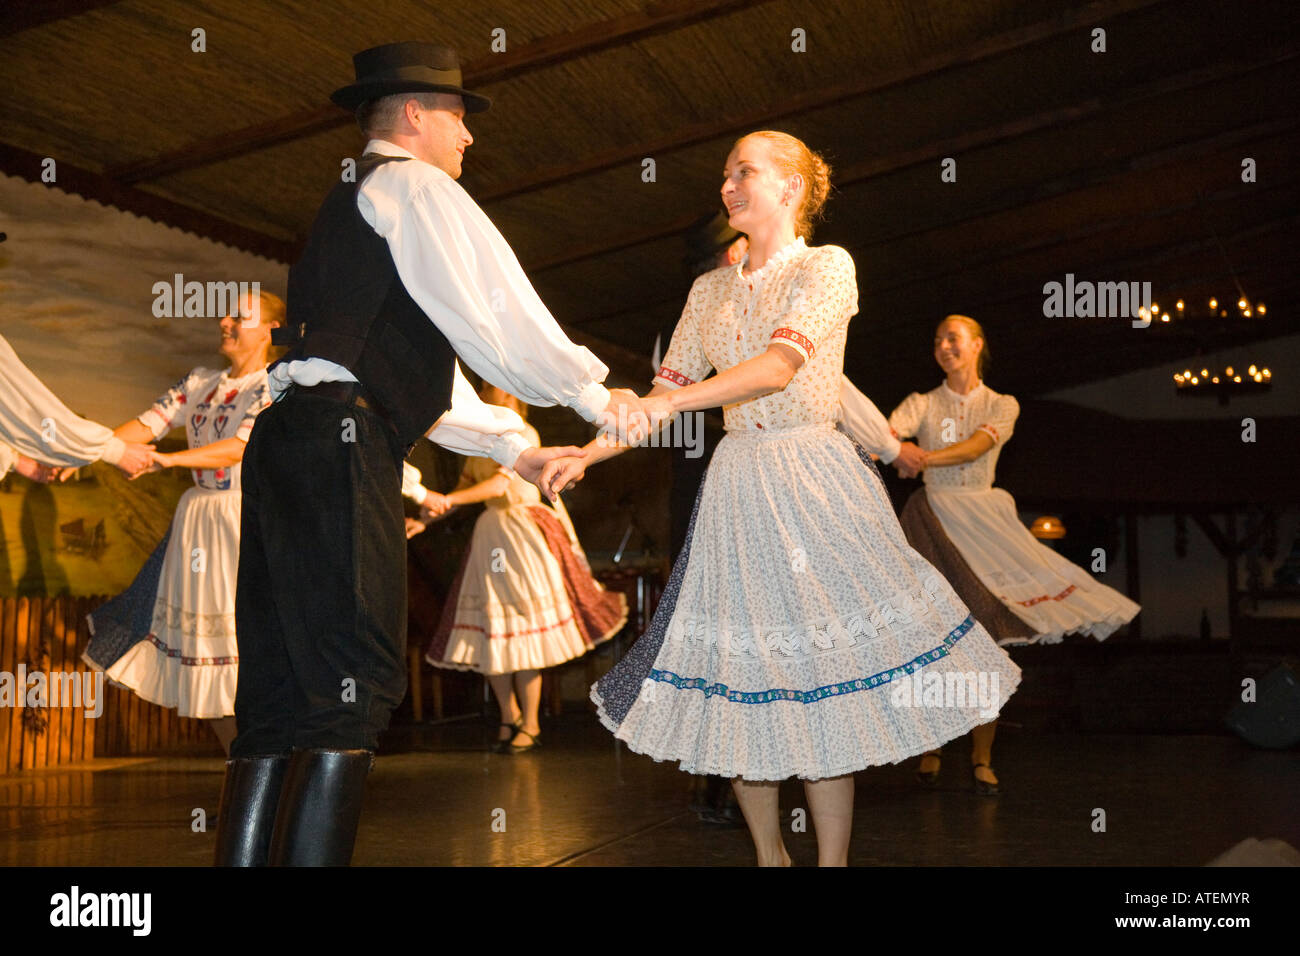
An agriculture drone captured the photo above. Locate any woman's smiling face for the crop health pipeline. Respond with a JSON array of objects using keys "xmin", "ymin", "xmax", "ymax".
[
  {"xmin": 933, "ymin": 317, "xmax": 983, "ymax": 375},
  {"xmin": 721, "ymin": 136, "xmax": 793, "ymax": 237}
]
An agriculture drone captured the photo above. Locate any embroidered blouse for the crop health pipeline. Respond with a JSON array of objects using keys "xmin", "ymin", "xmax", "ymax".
[
  {"xmin": 137, "ymin": 366, "xmax": 270, "ymax": 491},
  {"xmin": 653, "ymin": 237, "xmax": 858, "ymax": 431}
]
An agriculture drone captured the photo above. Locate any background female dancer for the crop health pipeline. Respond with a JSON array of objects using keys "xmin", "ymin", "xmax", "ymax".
[
  {"xmin": 878, "ymin": 314, "xmax": 1141, "ymax": 792},
  {"xmin": 541, "ymin": 131, "xmax": 1022, "ymax": 866},
  {"xmin": 84, "ymin": 292, "xmax": 284, "ymax": 754},
  {"xmin": 0, "ymin": 333, "xmax": 153, "ymax": 481},
  {"xmin": 420, "ymin": 382, "xmax": 627, "ymax": 753}
]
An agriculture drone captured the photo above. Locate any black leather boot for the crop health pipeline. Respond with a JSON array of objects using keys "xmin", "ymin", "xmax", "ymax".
[
  {"xmin": 268, "ymin": 749, "xmax": 373, "ymax": 866},
  {"xmin": 213, "ymin": 754, "xmax": 290, "ymax": 866}
]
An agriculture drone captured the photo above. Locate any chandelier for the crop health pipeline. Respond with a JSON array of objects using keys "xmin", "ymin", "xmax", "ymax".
[
  {"xmin": 1174, "ymin": 363, "xmax": 1272, "ymax": 403},
  {"xmin": 1139, "ymin": 296, "xmax": 1266, "ymax": 324}
]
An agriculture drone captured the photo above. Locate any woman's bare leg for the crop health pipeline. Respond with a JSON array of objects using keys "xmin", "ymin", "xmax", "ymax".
[
  {"xmin": 731, "ymin": 778, "xmax": 790, "ymax": 866},
  {"xmin": 804, "ymin": 774, "xmax": 854, "ymax": 866},
  {"xmin": 487, "ymin": 674, "xmax": 520, "ymax": 742},
  {"xmin": 971, "ymin": 719, "xmax": 998, "ymax": 787},
  {"xmin": 512, "ymin": 669, "xmax": 542, "ymax": 745},
  {"xmin": 208, "ymin": 717, "xmax": 237, "ymax": 755}
]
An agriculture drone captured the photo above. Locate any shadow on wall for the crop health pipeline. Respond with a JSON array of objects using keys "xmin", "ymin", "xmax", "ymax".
[{"xmin": 17, "ymin": 482, "xmax": 69, "ymax": 597}]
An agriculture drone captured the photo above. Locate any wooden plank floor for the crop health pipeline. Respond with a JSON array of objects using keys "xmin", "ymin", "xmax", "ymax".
[{"xmin": 0, "ymin": 718, "xmax": 1295, "ymax": 866}]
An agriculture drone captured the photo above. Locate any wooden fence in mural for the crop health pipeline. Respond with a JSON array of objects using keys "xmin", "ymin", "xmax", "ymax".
[{"xmin": 0, "ymin": 595, "xmax": 216, "ymax": 775}]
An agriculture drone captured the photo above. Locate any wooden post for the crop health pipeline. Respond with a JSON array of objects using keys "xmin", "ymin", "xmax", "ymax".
[{"xmin": 1125, "ymin": 514, "xmax": 1142, "ymax": 640}]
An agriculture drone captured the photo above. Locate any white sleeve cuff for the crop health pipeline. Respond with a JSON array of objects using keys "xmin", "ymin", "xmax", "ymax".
[
  {"xmin": 489, "ymin": 430, "xmax": 535, "ymax": 470},
  {"xmin": 877, "ymin": 435, "xmax": 902, "ymax": 464},
  {"xmin": 569, "ymin": 381, "xmax": 611, "ymax": 424},
  {"xmin": 100, "ymin": 435, "xmax": 127, "ymax": 466}
]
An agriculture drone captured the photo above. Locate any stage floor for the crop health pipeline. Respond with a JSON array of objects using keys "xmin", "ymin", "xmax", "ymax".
[{"xmin": 1, "ymin": 717, "xmax": 1295, "ymax": 866}]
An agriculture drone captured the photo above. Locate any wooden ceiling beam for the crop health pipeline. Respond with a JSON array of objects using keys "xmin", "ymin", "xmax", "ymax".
[
  {"xmin": 0, "ymin": 142, "xmax": 298, "ymax": 262},
  {"xmin": 104, "ymin": 0, "xmax": 777, "ymax": 184},
  {"xmin": 0, "ymin": 0, "xmax": 126, "ymax": 38},
  {"xmin": 476, "ymin": 0, "xmax": 1172, "ymax": 203},
  {"xmin": 554, "ymin": 111, "xmax": 1297, "ymax": 331},
  {"xmin": 526, "ymin": 48, "xmax": 1298, "ymax": 278},
  {"xmin": 865, "ymin": 177, "xmax": 1299, "ymax": 299}
]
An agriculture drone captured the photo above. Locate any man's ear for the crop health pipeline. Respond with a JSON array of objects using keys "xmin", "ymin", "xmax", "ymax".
[{"xmin": 403, "ymin": 97, "xmax": 423, "ymax": 130}]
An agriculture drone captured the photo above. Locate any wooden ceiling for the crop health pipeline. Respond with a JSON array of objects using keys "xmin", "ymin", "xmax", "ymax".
[{"xmin": 2, "ymin": 0, "xmax": 1297, "ymax": 409}]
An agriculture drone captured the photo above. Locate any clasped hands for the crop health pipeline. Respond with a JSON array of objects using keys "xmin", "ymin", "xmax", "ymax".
[
  {"xmin": 406, "ymin": 489, "xmax": 455, "ymax": 538},
  {"xmin": 14, "ymin": 442, "xmax": 161, "ymax": 483},
  {"xmin": 523, "ymin": 388, "xmax": 673, "ymax": 501},
  {"xmin": 891, "ymin": 441, "xmax": 928, "ymax": 479},
  {"xmin": 406, "ymin": 389, "xmax": 667, "ymax": 539}
]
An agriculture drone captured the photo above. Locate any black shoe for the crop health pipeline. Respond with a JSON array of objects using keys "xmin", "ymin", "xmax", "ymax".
[
  {"xmin": 916, "ymin": 750, "xmax": 942, "ymax": 787},
  {"xmin": 492, "ymin": 723, "xmax": 519, "ymax": 754},
  {"xmin": 213, "ymin": 754, "xmax": 290, "ymax": 866},
  {"xmin": 699, "ymin": 805, "xmax": 746, "ymax": 828},
  {"xmin": 972, "ymin": 762, "xmax": 1000, "ymax": 796},
  {"xmin": 508, "ymin": 727, "xmax": 541, "ymax": 754},
  {"xmin": 268, "ymin": 749, "xmax": 373, "ymax": 866}
]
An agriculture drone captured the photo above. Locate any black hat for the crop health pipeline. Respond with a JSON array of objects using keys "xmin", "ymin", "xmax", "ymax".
[{"xmin": 331, "ymin": 42, "xmax": 491, "ymax": 113}]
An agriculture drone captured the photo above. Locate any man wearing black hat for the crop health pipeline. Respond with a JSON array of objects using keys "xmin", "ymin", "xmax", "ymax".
[{"xmin": 213, "ymin": 42, "xmax": 649, "ymax": 866}]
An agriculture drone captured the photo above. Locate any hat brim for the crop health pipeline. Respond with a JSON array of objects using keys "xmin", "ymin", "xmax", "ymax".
[{"xmin": 330, "ymin": 80, "xmax": 491, "ymax": 113}]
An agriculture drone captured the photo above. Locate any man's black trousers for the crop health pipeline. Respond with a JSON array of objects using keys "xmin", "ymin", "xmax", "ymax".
[{"xmin": 232, "ymin": 388, "xmax": 408, "ymax": 756}]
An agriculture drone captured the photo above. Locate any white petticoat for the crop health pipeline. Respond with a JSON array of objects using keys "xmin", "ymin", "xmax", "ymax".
[
  {"xmin": 104, "ymin": 487, "xmax": 240, "ymax": 718},
  {"xmin": 927, "ymin": 487, "xmax": 1140, "ymax": 644},
  {"xmin": 592, "ymin": 424, "xmax": 1023, "ymax": 781}
]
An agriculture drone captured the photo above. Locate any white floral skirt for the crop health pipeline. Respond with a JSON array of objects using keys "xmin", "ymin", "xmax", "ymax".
[
  {"xmin": 102, "ymin": 487, "xmax": 240, "ymax": 718},
  {"xmin": 927, "ymin": 487, "xmax": 1140, "ymax": 644},
  {"xmin": 426, "ymin": 503, "xmax": 628, "ymax": 675},
  {"xmin": 591, "ymin": 423, "xmax": 1023, "ymax": 781}
]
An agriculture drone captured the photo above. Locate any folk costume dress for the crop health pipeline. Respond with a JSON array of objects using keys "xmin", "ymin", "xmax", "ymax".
[
  {"xmin": 887, "ymin": 383, "xmax": 1140, "ymax": 645},
  {"xmin": 84, "ymin": 366, "xmax": 271, "ymax": 718},
  {"xmin": 591, "ymin": 237, "xmax": 1022, "ymax": 781},
  {"xmin": 426, "ymin": 423, "xmax": 628, "ymax": 675}
]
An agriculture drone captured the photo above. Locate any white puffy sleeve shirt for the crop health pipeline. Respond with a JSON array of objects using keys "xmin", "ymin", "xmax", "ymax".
[
  {"xmin": 837, "ymin": 375, "xmax": 901, "ymax": 463},
  {"xmin": 0, "ymin": 333, "xmax": 126, "ymax": 476},
  {"xmin": 270, "ymin": 140, "xmax": 610, "ymax": 469}
]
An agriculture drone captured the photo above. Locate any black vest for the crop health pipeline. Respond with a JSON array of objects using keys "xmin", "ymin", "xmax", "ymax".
[{"xmin": 278, "ymin": 153, "xmax": 457, "ymax": 447}]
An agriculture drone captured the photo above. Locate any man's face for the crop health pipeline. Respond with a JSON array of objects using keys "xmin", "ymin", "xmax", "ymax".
[{"xmin": 411, "ymin": 93, "xmax": 473, "ymax": 178}]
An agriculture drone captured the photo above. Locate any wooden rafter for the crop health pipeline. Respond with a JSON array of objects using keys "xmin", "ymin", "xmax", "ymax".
[
  {"xmin": 477, "ymin": 0, "xmax": 1172, "ymax": 204},
  {"xmin": 528, "ymin": 47, "xmax": 1298, "ymax": 276},
  {"xmin": 0, "ymin": 142, "xmax": 298, "ymax": 262},
  {"xmin": 0, "ymin": 0, "xmax": 126, "ymax": 38},
  {"xmin": 528, "ymin": 47, "xmax": 1298, "ymax": 280},
  {"xmin": 104, "ymin": 0, "xmax": 777, "ymax": 184}
]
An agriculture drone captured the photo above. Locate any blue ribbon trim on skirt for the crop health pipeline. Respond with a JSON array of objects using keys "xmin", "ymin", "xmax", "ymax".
[{"xmin": 647, "ymin": 613, "xmax": 976, "ymax": 705}]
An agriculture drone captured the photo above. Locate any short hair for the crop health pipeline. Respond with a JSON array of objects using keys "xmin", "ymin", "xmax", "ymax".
[{"xmin": 355, "ymin": 92, "xmax": 445, "ymax": 137}]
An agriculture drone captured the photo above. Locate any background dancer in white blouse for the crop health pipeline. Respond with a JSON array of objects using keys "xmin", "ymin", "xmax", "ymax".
[
  {"xmin": 418, "ymin": 381, "xmax": 627, "ymax": 754},
  {"xmin": 880, "ymin": 314, "xmax": 1140, "ymax": 792},
  {"xmin": 216, "ymin": 42, "xmax": 649, "ymax": 867},
  {"xmin": 84, "ymin": 291, "xmax": 284, "ymax": 755},
  {"xmin": 0, "ymin": 334, "xmax": 154, "ymax": 482},
  {"xmin": 542, "ymin": 131, "xmax": 1022, "ymax": 867}
]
